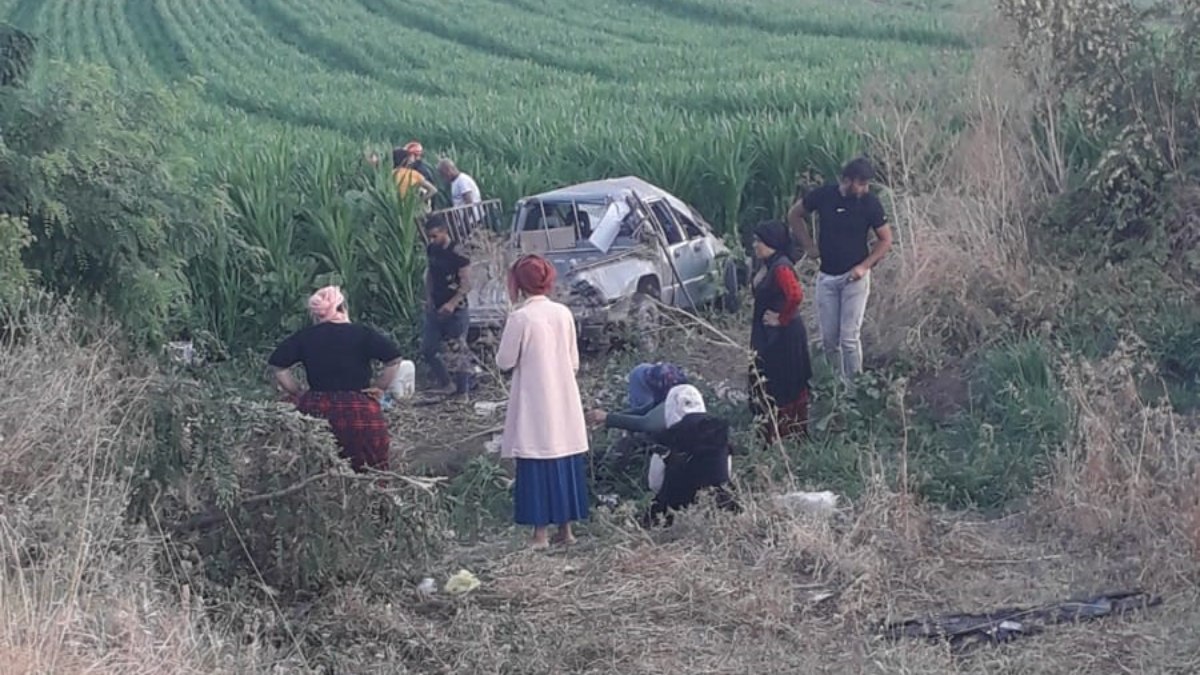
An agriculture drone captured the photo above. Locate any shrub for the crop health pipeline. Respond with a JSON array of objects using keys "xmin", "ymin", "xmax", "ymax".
[
  {"xmin": 917, "ymin": 340, "xmax": 1072, "ymax": 510},
  {"xmin": 0, "ymin": 63, "xmax": 216, "ymax": 346},
  {"xmin": 139, "ymin": 373, "xmax": 449, "ymax": 594}
]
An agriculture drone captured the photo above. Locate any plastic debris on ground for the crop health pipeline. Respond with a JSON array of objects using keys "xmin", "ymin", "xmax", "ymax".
[
  {"xmin": 881, "ymin": 590, "xmax": 1163, "ymax": 652},
  {"xmin": 772, "ymin": 491, "xmax": 839, "ymax": 518},
  {"xmin": 166, "ymin": 341, "xmax": 198, "ymax": 366},
  {"xmin": 485, "ymin": 434, "xmax": 503, "ymax": 454},
  {"xmin": 444, "ymin": 569, "xmax": 481, "ymax": 595},
  {"xmin": 474, "ymin": 400, "xmax": 507, "ymax": 416},
  {"xmin": 416, "ymin": 577, "xmax": 437, "ymax": 598}
]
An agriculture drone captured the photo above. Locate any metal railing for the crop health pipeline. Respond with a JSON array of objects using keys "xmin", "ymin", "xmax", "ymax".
[{"xmin": 419, "ymin": 199, "xmax": 506, "ymax": 245}]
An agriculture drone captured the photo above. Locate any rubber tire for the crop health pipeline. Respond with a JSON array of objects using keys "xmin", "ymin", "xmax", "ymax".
[
  {"xmin": 629, "ymin": 278, "xmax": 661, "ymax": 353},
  {"xmin": 720, "ymin": 257, "xmax": 742, "ymax": 313}
]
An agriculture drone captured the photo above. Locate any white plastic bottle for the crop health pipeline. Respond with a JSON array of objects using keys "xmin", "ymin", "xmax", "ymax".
[{"xmin": 391, "ymin": 360, "xmax": 416, "ymax": 399}]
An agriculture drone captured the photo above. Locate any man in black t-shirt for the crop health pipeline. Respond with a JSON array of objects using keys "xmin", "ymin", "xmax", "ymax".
[
  {"xmin": 420, "ymin": 216, "xmax": 473, "ymax": 395},
  {"xmin": 787, "ymin": 157, "xmax": 893, "ymax": 383}
]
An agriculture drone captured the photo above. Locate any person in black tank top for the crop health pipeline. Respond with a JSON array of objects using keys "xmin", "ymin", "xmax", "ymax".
[{"xmin": 420, "ymin": 216, "xmax": 474, "ymax": 395}]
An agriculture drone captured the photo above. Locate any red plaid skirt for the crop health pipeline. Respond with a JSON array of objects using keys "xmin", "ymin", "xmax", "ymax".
[{"xmin": 296, "ymin": 391, "xmax": 390, "ymax": 471}]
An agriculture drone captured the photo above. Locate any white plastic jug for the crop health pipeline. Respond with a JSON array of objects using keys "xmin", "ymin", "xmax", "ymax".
[{"xmin": 390, "ymin": 360, "xmax": 416, "ymax": 399}]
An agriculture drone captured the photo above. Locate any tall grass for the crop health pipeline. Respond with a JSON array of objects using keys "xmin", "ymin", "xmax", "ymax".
[
  {"xmin": 0, "ymin": 297, "xmax": 261, "ymax": 673},
  {"xmin": 187, "ymin": 144, "xmax": 428, "ymax": 351},
  {"xmin": 852, "ymin": 46, "xmax": 1056, "ymax": 368}
]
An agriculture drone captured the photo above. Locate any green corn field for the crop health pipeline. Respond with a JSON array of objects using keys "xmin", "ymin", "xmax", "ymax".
[{"xmin": 1, "ymin": 0, "xmax": 972, "ymax": 350}]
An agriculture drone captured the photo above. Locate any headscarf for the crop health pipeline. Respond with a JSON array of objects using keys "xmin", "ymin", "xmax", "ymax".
[
  {"xmin": 508, "ymin": 254, "xmax": 557, "ymax": 300},
  {"xmin": 308, "ymin": 285, "xmax": 349, "ymax": 324},
  {"xmin": 628, "ymin": 362, "xmax": 688, "ymax": 412},
  {"xmin": 642, "ymin": 363, "xmax": 688, "ymax": 402},
  {"xmin": 664, "ymin": 384, "xmax": 707, "ymax": 428},
  {"xmin": 754, "ymin": 220, "xmax": 796, "ymax": 261}
]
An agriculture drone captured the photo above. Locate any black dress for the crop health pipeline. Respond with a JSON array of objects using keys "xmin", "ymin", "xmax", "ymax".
[{"xmin": 749, "ymin": 254, "xmax": 813, "ymax": 439}]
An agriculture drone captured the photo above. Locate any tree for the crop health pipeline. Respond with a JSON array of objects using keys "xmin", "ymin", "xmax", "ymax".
[{"xmin": 0, "ymin": 62, "xmax": 215, "ymax": 345}]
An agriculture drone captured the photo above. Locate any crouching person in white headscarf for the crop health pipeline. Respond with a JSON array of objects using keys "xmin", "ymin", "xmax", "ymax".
[{"xmin": 642, "ymin": 385, "xmax": 738, "ymax": 527}]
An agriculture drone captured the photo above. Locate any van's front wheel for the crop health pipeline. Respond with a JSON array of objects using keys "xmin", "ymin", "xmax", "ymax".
[{"xmin": 629, "ymin": 277, "xmax": 662, "ymax": 353}]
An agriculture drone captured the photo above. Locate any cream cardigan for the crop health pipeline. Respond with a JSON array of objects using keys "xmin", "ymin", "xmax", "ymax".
[{"xmin": 496, "ymin": 296, "xmax": 589, "ymax": 460}]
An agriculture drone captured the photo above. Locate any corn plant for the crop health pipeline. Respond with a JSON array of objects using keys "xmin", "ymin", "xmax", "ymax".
[
  {"xmin": 299, "ymin": 152, "xmax": 364, "ymax": 304},
  {"xmin": 351, "ymin": 168, "xmax": 427, "ymax": 340},
  {"xmin": 221, "ymin": 144, "xmax": 312, "ymax": 341},
  {"xmin": 187, "ymin": 208, "xmax": 249, "ymax": 348},
  {"xmin": 22, "ymin": 0, "xmax": 972, "ymax": 349},
  {"xmin": 752, "ymin": 115, "xmax": 813, "ymax": 218},
  {"xmin": 709, "ymin": 118, "xmax": 759, "ymax": 239}
]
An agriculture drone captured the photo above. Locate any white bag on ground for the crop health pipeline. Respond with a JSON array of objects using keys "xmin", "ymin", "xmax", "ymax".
[
  {"xmin": 648, "ymin": 454, "xmax": 665, "ymax": 494},
  {"xmin": 773, "ymin": 491, "xmax": 839, "ymax": 518}
]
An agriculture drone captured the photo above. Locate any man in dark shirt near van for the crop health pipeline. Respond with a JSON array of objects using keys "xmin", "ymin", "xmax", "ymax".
[
  {"xmin": 421, "ymin": 215, "xmax": 474, "ymax": 395},
  {"xmin": 787, "ymin": 157, "xmax": 893, "ymax": 383}
]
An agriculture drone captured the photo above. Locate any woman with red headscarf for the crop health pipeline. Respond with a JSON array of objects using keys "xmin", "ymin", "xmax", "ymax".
[
  {"xmin": 268, "ymin": 286, "xmax": 404, "ymax": 471},
  {"xmin": 496, "ymin": 255, "xmax": 590, "ymax": 549}
]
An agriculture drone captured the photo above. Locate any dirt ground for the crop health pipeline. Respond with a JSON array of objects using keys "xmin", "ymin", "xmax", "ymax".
[{"xmin": 392, "ymin": 306, "xmax": 755, "ymax": 476}]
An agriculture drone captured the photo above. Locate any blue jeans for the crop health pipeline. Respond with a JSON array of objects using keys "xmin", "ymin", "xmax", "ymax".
[
  {"xmin": 421, "ymin": 307, "xmax": 471, "ymax": 390},
  {"xmin": 815, "ymin": 270, "xmax": 871, "ymax": 383}
]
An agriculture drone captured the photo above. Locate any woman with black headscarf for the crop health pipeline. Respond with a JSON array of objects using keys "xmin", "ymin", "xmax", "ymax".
[{"xmin": 749, "ymin": 220, "xmax": 813, "ymax": 441}]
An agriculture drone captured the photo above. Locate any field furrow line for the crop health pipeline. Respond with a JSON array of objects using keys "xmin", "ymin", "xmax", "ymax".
[
  {"xmin": 239, "ymin": 0, "xmax": 446, "ymax": 96},
  {"xmin": 122, "ymin": 0, "xmax": 192, "ymax": 80},
  {"xmin": 355, "ymin": 0, "xmax": 613, "ymax": 82},
  {"xmin": 7, "ymin": 0, "xmax": 43, "ymax": 30}
]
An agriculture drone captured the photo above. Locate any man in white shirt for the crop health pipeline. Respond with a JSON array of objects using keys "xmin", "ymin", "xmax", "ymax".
[
  {"xmin": 437, "ymin": 158, "xmax": 484, "ymax": 230},
  {"xmin": 436, "ymin": 158, "xmax": 480, "ymax": 206}
]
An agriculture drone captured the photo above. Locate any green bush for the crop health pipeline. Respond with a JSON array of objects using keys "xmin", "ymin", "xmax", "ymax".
[
  {"xmin": 0, "ymin": 214, "xmax": 32, "ymax": 306},
  {"xmin": 0, "ymin": 63, "xmax": 215, "ymax": 346},
  {"xmin": 917, "ymin": 340, "xmax": 1071, "ymax": 510}
]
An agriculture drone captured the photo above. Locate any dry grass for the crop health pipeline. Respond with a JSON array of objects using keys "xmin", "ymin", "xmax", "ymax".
[
  {"xmin": 853, "ymin": 43, "xmax": 1065, "ymax": 369},
  {"xmin": 4, "ymin": 298, "xmax": 1199, "ymax": 674},
  {"xmin": 285, "ymin": 473, "xmax": 1200, "ymax": 674},
  {"xmin": 0, "ymin": 301, "xmax": 425, "ymax": 671},
  {"xmin": 1037, "ymin": 338, "xmax": 1200, "ymax": 588},
  {"xmin": 0, "ymin": 300, "xmax": 267, "ymax": 675},
  {"xmin": 256, "ymin": 310, "xmax": 1200, "ymax": 672}
]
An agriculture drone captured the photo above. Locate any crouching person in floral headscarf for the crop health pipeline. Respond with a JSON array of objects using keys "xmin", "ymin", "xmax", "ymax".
[
  {"xmin": 641, "ymin": 385, "xmax": 738, "ymax": 528},
  {"xmin": 268, "ymin": 286, "xmax": 403, "ymax": 471},
  {"xmin": 496, "ymin": 255, "xmax": 591, "ymax": 549}
]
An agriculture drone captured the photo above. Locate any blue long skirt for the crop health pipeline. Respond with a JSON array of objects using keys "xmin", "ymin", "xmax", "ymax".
[{"xmin": 513, "ymin": 454, "xmax": 590, "ymax": 527}]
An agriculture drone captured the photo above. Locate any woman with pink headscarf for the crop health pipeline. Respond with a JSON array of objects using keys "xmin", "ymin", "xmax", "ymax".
[
  {"xmin": 268, "ymin": 286, "xmax": 404, "ymax": 471},
  {"xmin": 496, "ymin": 255, "xmax": 590, "ymax": 549}
]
